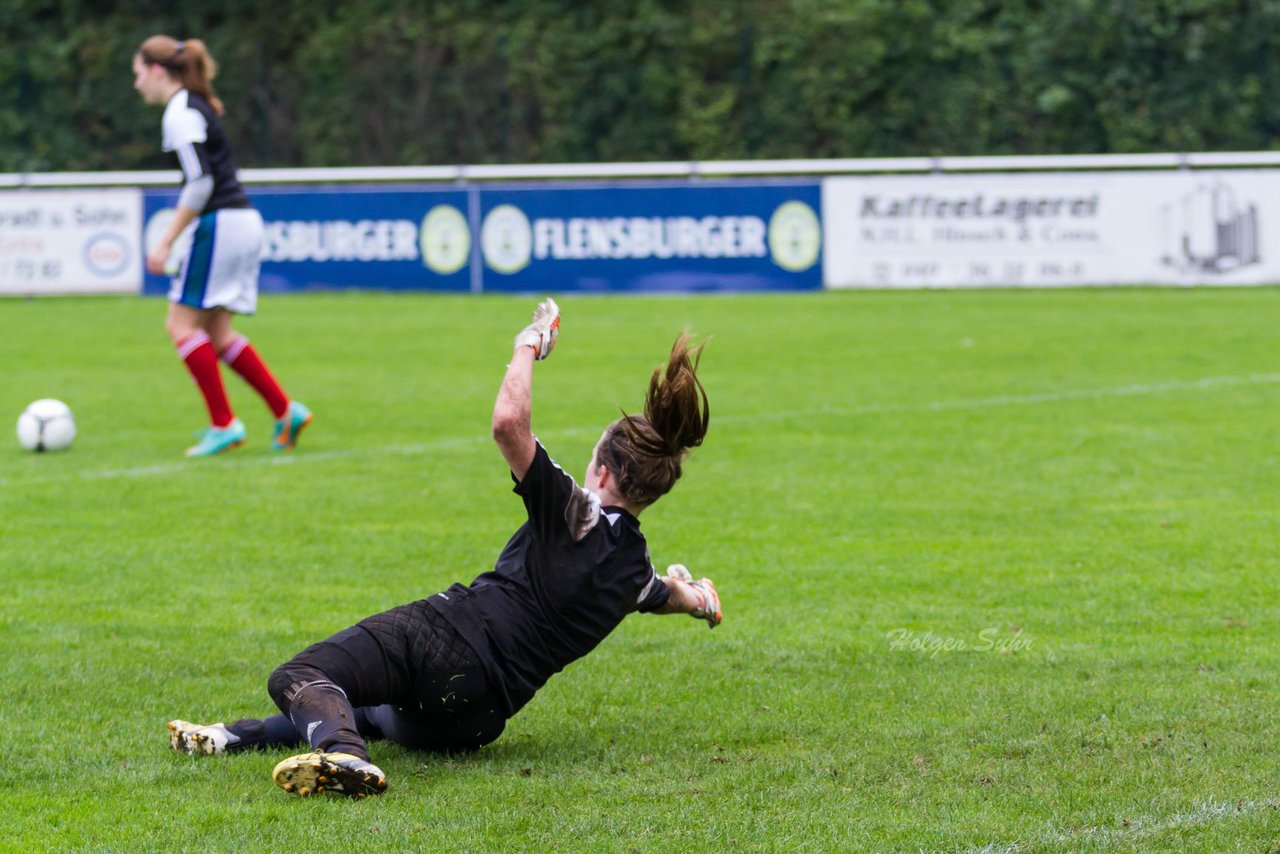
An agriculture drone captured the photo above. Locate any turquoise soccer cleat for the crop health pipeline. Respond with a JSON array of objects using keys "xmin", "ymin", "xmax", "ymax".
[
  {"xmin": 185, "ymin": 419, "xmax": 247, "ymax": 457},
  {"xmin": 272, "ymin": 401, "xmax": 312, "ymax": 451}
]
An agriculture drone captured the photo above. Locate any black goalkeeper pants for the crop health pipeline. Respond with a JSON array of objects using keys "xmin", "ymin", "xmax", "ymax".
[{"xmin": 264, "ymin": 598, "xmax": 507, "ymax": 758}]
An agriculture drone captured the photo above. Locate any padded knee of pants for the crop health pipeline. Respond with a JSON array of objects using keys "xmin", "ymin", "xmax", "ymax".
[{"xmin": 267, "ymin": 662, "xmax": 327, "ymax": 713}]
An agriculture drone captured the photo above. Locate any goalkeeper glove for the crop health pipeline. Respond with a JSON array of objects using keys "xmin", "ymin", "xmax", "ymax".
[
  {"xmin": 514, "ymin": 297, "xmax": 560, "ymax": 360},
  {"xmin": 666, "ymin": 564, "xmax": 721, "ymax": 629}
]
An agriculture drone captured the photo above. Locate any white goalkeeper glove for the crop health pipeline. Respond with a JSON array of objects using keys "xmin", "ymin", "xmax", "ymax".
[
  {"xmin": 513, "ymin": 297, "xmax": 560, "ymax": 360},
  {"xmin": 666, "ymin": 564, "xmax": 721, "ymax": 629}
]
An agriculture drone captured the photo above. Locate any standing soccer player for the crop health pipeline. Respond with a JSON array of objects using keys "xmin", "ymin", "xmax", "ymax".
[
  {"xmin": 132, "ymin": 35, "xmax": 310, "ymax": 457},
  {"xmin": 168, "ymin": 299, "xmax": 723, "ymax": 797}
]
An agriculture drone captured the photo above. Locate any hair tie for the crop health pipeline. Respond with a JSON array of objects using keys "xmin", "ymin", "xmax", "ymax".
[{"xmin": 174, "ymin": 41, "xmax": 185, "ymax": 52}]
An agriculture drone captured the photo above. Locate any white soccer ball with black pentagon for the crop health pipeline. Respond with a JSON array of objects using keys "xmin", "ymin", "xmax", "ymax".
[{"xmin": 16, "ymin": 399, "xmax": 76, "ymax": 452}]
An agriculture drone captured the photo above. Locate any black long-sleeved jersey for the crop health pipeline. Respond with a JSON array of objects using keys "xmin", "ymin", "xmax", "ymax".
[{"xmin": 429, "ymin": 441, "xmax": 671, "ymax": 715}]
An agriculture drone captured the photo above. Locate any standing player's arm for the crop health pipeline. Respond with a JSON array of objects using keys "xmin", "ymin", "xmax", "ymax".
[
  {"xmin": 147, "ymin": 140, "xmax": 213, "ymax": 275},
  {"xmin": 146, "ymin": 202, "xmax": 201, "ymax": 276},
  {"xmin": 493, "ymin": 298, "xmax": 561, "ymax": 482}
]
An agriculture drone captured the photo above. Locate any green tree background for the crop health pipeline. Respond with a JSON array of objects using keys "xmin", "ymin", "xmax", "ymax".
[{"xmin": 5, "ymin": 0, "xmax": 1280, "ymax": 172}]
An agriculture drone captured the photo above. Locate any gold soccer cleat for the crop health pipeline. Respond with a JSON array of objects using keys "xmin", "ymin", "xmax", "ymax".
[{"xmin": 271, "ymin": 751, "xmax": 387, "ymax": 799}]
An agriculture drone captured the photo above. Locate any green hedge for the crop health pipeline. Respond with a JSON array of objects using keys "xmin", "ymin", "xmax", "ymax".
[{"xmin": 5, "ymin": 0, "xmax": 1280, "ymax": 171}]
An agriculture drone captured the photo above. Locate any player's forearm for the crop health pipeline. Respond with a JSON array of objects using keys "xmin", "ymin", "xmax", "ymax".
[
  {"xmin": 493, "ymin": 345, "xmax": 537, "ymax": 478},
  {"xmin": 653, "ymin": 576, "xmax": 702, "ymax": 615},
  {"xmin": 495, "ymin": 299, "xmax": 558, "ymax": 480},
  {"xmin": 161, "ymin": 204, "xmax": 200, "ymax": 247},
  {"xmin": 494, "ymin": 346, "xmax": 535, "ymax": 432}
]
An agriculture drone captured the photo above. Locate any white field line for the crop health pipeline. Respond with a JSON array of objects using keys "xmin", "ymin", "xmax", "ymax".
[
  {"xmin": 960, "ymin": 795, "xmax": 1279, "ymax": 854},
  {"xmin": 2, "ymin": 372, "xmax": 1277, "ymax": 488},
  {"xmin": 714, "ymin": 371, "xmax": 1280, "ymax": 425},
  {"xmin": 1, "ymin": 435, "xmax": 488, "ymax": 487}
]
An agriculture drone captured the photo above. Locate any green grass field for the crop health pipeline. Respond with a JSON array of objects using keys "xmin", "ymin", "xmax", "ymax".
[{"xmin": 2, "ymin": 288, "xmax": 1279, "ymax": 852}]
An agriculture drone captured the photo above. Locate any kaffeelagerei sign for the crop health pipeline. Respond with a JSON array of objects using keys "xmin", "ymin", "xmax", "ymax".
[{"xmin": 822, "ymin": 170, "xmax": 1275, "ymax": 288}]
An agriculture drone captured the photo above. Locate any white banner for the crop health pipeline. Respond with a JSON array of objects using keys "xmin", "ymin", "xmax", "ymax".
[
  {"xmin": 0, "ymin": 189, "xmax": 142, "ymax": 295},
  {"xmin": 823, "ymin": 171, "xmax": 1278, "ymax": 288}
]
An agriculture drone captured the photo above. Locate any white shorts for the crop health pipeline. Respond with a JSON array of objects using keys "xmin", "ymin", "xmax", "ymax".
[{"xmin": 168, "ymin": 207, "xmax": 264, "ymax": 315}]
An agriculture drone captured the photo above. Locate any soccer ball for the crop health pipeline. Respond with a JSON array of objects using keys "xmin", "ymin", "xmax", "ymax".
[{"xmin": 16, "ymin": 399, "xmax": 76, "ymax": 452}]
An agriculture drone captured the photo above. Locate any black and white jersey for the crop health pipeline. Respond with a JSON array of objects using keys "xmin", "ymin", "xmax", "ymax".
[
  {"xmin": 161, "ymin": 89, "xmax": 250, "ymax": 212},
  {"xmin": 429, "ymin": 441, "xmax": 671, "ymax": 716}
]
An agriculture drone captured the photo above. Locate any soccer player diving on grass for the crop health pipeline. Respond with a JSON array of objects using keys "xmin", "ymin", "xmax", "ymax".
[{"xmin": 167, "ymin": 299, "xmax": 723, "ymax": 797}]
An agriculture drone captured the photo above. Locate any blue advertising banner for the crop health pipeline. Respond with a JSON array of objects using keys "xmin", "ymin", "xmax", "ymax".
[
  {"xmin": 141, "ymin": 180, "xmax": 822, "ymax": 295},
  {"xmin": 476, "ymin": 182, "xmax": 822, "ymax": 292},
  {"xmin": 142, "ymin": 185, "xmax": 473, "ymax": 295}
]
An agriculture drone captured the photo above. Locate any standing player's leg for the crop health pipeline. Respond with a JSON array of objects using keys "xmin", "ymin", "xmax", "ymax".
[
  {"xmin": 206, "ymin": 309, "xmax": 312, "ymax": 451},
  {"xmin": 166, "ymin": 302, "xmax": 246, "ymax": 457},
  {"xmin": 205, "ymin": 207, "xmax": 312, "ymax": 452}
]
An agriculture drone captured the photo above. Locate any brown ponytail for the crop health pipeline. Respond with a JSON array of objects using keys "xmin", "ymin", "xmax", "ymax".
[
  {"xmin": 137, "ymin": 35, "xmax": 224, "ymax": 115},
  {"xmin": 599, "ymin": 333, "xmax": 710, "ymax": 507}
]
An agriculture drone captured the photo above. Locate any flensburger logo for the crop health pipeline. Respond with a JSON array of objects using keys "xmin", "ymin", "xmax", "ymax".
[
  {"xmin": 768, "ymin": 201, "xmax": 821, "ymax": 272},
  {"xmin": 481, "ymin": 205, "xmax": 534, "ymax": 274},
  {"xmin": 264, "ymin": 218, "xmax": 420, "ymax": 262},
  {"xmin": 419, "ymin": 204, "xmax": 471, "ymax": 275},
  {"xmin": 480, "ymin": 200, "xmax": 820, "ymax": 273},
  {"xmin": 209, "ymin": 206, "xmax": 471, "ymax": 274}
]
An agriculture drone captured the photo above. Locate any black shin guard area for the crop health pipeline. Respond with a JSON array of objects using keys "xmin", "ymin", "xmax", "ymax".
[
  {"xmin": 226, "ymin": 715, "xmax": 304, "ymax": 750},
  {"xmin": 283, "ymin": 679, "xmax": 369, "ymax": 760}
]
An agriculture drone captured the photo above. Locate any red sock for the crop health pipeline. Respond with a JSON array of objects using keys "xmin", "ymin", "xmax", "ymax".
[
  {"xmin": 220, "ymin": 335, "xmax": 289, "ymax": 419},
  {"xmin": 177, "ymin": 332, "xmax": 234, "ymax": 428}
]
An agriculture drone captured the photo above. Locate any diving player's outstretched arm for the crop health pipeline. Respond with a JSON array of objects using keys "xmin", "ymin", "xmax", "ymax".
[
  {"xmin": 653, "ymin": 563, "xmax": 722, "ymax": 628},
  {"xmin": 493, "ymin": 298, "xmax": 560, "ymax": 481}
]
